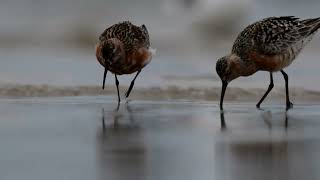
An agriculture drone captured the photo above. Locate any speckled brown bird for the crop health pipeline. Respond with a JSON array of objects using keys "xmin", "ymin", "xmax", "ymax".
[
  {"xmin": 216, "ymin": 16, "xmax": 320, "ymax": 110},
  {"xmin": 95, "ymin": 21, "xmax": 155, "ymax": 104}
]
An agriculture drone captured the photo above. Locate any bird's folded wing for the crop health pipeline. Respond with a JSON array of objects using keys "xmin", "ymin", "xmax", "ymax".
[{"xmin": 255, "ymin": 16, "xmax": 320, "ymax": 55}]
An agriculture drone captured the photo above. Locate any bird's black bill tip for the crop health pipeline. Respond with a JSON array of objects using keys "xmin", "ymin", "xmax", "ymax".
[
  {"xmin": 220, "ymin": 81, "xmax": 228, "ymax": 111},
  {"xmin": 102, "ymin": 67, "xmax": 107, "ymax": 90}
]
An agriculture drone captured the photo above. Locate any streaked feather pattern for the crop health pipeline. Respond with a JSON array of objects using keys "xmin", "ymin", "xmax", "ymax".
[
  {"xmin": 99, "ymin": 21, "xmax": 150, "ymax": 52},
  {"xmin": 232, "ymin": 16, "xmax": 320, "ymax": 57}
]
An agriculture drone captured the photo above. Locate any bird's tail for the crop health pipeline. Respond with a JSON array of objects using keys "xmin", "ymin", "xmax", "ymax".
[
  {"xmin": 149, "ymin": 47, "xmax": 157, "ymax": 56},
  {"xmin": 300, "ymin": 17, "xmax": 320, "ymax": 35}
]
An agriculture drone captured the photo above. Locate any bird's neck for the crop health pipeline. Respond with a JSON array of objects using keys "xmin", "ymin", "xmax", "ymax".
[{"xmin": 229, "ymin": 54, "xmax": 258, "ymax": 77}]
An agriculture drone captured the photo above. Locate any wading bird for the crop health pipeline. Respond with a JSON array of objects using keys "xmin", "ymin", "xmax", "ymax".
[
  {"xmin": 216, "ymin": 16, "xmax": 320, "ymax": 110},
  {"xmin": 96, "ymin": 21, "xmax": 155, "ymax": 104}
]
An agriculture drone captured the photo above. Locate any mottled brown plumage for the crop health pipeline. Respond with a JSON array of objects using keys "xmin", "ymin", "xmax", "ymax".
[
  {"xmin": 216, "ymin": 16, "xmax": 320, "ymax": 110},
  {"xmin": 95, "ymin": 21, "xmax": 155, "ymax": 105},
  {"xmin": 99, "ymin": 21, "xmax": 150, "ymax": 53}
]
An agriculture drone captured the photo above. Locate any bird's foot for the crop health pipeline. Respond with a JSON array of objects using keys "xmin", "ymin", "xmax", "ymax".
[
  {"xmin": 124, "ymin": 91, "xmax": 130, "ymax": 98},
  {"xmin": 286, "ymin": 101, "xmax": 293, "ymax": 110},
  {"xmin": 125, "ymin": 98, "xmax": 132, "ymax": 104},
  {"xmin": 124, "ymin": 88, "xmax": 131, "ymax": 98},
  {"xmin": 256, "ymin": 103, "xmax": 262, "ymax": 110}
]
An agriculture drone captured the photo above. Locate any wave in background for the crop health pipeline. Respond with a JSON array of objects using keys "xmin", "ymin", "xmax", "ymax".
[{"xmin": 2, "ymin": 84, "xmax": 320, "ymax": 103}]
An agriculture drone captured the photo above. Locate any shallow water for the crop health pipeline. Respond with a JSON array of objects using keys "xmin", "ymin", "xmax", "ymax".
[{"xmin": 1, "ymin": 97, "xmax": 320, "ymax": 180}]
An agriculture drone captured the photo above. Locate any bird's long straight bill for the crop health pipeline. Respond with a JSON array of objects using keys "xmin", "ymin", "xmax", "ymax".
[
  {"xmin": 102, "ymin": 67, "xmax": 107, "ymax": 89},
  {"xmin": 220, "ymin": 81, "xmax": 228, "ymax": 110}
]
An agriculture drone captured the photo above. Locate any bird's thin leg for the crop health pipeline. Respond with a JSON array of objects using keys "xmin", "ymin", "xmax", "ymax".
[
  {"xmin": 114, "ymin": 74, "xmax": 121, "ymax": 104},
  {"xmin": 125, "ymin": 70, "xmax": 141, "ymax": 98},
  {"xmin": 256, "ymin": 72, "xmax": 274, "ymax": 108},
  {"xmin": 280, "ymin": 70, "xmax": 293, "ymax": 110}
]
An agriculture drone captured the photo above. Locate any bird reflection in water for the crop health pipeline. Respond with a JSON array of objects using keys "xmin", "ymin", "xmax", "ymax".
[
  {"xmin": 214, "ymin": 137, "xmax": 289, "ymax": 180},
  {"xmin": 101, "ymin": 103, "xmax": 136, "ymax": 132},
  {"xmin": 260, "ymin": 110, "xmax": 289, "ymax": 128},
  {"xmin": 216, "ymin": 109, "xmax": 291, "ymax": 180},
  {"xmin": 219, "ymin": 109, "xmax": 289, "ymax": 130},
  {"xmin": 97, "ymin": 104, "xmax": 147, "ymax": 180}
]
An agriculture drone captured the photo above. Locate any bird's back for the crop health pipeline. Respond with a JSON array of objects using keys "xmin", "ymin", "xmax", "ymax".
[
  {"xmin": 232, "ymin": 16, "xmax": 320, "ymax": 60},
  {"xmin": 99, "ymin": 21, "xmax": 150, "ymax": 53}
]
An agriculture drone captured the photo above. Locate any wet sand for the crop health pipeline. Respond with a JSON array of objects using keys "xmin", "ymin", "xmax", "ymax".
[{"xmin": 1, "ymin": 97, "xmax": 320, "ymax": 180}]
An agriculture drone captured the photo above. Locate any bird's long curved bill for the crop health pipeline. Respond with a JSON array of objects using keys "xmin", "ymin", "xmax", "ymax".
[
  {"xmin": 102, "ymin": 66, "xmax": 107, "ymax": 89},
  {"xmin": 220, "ymin": 81, "xmax": 228, "ymax": 110}
]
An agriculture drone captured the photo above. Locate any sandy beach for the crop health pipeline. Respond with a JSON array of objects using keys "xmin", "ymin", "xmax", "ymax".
[{"xmin": 1, "ymin": 97, "xmax": 320, "ymax": 180}]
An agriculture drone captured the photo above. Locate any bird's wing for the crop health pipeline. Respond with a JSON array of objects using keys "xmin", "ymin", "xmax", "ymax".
[{"xmin": 254, "ymin": 16, "xmax": 320, "ymax": 55}]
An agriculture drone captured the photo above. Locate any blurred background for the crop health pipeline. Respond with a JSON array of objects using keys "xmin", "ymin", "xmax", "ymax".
[
  {"xmin": 0, "ymin": 0, "xmax": 320, "ymax": 100},
  {"xmin": 2, "ymin": 2, "xmax": 320, "ymax": 180}
]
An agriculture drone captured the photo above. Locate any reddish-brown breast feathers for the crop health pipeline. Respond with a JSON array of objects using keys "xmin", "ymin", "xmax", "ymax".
[
  {"xmin": 248, "ymin": 51, "xmax": 284, "ymax": 72},
  {"xmin": 123, "ymin": 48, "xmax": 152, "ymax": 73},
  {"xmin": 95, "ymin": 43, "xmax": 105, "ymax": 67},
  {"xmin": 131, "ymin": 48, "xmax": 152, "ymax": 66}
]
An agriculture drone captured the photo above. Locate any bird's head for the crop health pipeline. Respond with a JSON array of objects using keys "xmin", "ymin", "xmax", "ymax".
[
  {"xmin": 216, "ymin": 56, "xmax": 230, "ymax": 83},
  {"xmin": 216, "ymin": 55, "xmax": 242, "ymax": 83},
  {"xmin": 95, "ymin": 38, "xmax": 124, "ymax": 90},
  {"xmin": 101, "ymin": 39, "xmax": 124, "ymax": 65},
  {"xmin": 95, "ymin": 40, "xmax": 116, "ymax": 67},
  {"xmin": 215, "ymin": 54, "xmax": 241, "ymax": 110}
]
